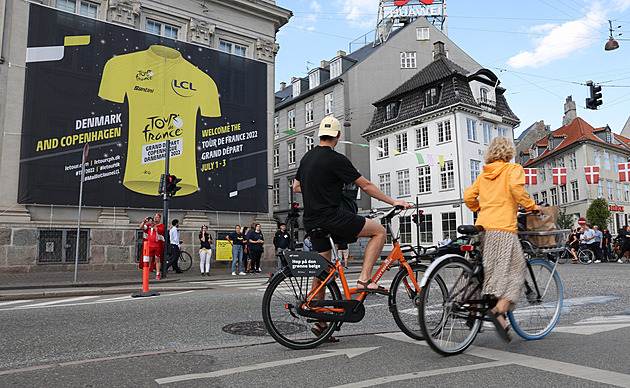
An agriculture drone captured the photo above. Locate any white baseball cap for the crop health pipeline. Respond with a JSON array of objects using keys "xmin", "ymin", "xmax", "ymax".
[{"xmin": 318, "ymin": 116, "xmax": 341, "ymax": 137}]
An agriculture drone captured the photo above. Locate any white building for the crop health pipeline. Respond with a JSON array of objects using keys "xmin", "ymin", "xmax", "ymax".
[{"xmin": 363, "ymin": 41, "xmax": 520, "ymax": 249}]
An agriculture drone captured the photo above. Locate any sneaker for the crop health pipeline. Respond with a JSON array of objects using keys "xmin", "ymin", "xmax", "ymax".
[
  {"xmin": 587, "ymin": 260, "xmax": 592, "ymax": 263},
  {"xmin": 232, "ymin": 272, "xmax": 237, "ymax": 276},
  {"xmin": 618, "ymin": 259, "xmax": 624, "ymax": 263},
  {"xmin": 156, "ymin": 273, "xmax": 162, "ymax": 280},
  {"xmin": 239, "ymin": 272, "xmax": 246, "ymax": 275},
  {"xmin": 257, "ymin": 268, "xmax": 262, "ymax": 273},
  {"xmin": 594, "ymin": 260, "xmax": 601, "ymax": 263},
  {"xmin": 201, "ymin": 273, "xmax": 205, "ymax": 277}
]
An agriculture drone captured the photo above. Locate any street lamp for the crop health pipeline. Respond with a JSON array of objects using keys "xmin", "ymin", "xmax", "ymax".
[{"xmin": 605, "ymin": 20, "xmax": 620, "ymax": 51}]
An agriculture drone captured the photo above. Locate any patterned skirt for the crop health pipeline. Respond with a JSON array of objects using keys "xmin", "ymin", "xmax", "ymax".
[{"xmin": 479, "ymin": 230, "xmax": 526, "ymax": 306}]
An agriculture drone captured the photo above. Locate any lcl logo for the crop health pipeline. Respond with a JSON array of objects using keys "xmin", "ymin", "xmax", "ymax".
[
  {"xmin": 171, "ymin": 79, "xmax": 197, "ymax": 97},
  {"xmin": 394, "ymin": 0, "xmax": 435, "ymax": 6}
]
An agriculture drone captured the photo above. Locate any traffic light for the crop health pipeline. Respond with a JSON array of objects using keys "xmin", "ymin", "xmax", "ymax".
[
  {"xmin": 158, "ymin": 174, "xmax": 166, "ymax": 195},
  {"xmin": 289, "ymin": 202, "xmax": 300, "ymax": 218},
  {"xmin": 411, "ymin": 210, "xmax": 424, "ymax": 224},
  {"xmin": 586, "ymin": 83, "xmax": 603, "ymax": 110},
  {"xmin": 165, "ymin": 174, "xmax": 182, "ymax": 196}
]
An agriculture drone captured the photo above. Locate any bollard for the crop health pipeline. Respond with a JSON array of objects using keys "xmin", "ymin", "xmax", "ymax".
[{"xmin": 132, "ymin": 239, "xmax": 160, "ymax": 298}]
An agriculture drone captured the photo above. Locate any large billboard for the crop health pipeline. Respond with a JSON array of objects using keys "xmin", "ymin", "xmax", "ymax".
[{"xmin": 18, "ymin": 4, "xmax": 268, "ymax": 212}]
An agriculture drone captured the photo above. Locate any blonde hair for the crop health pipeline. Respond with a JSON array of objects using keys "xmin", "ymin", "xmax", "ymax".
[{"xmin": 485, "ymin": 136, "xmax": 515, "ymax": 164}]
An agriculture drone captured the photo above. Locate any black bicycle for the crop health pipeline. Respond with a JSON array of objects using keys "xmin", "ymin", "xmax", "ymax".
[
  {"xmin": 418, "ymin": 221, "xmax": 564, "ymax": 356},
  {"xmin": 168, "ymin": 249, "xmax": 193, "ymax": 271}
]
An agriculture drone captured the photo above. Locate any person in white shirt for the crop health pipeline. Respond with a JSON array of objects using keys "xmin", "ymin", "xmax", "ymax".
[
  {"xmin": 166, "ymin": 219, "xmax": 183, "ymax": 274},
  {"xmin": 440, "ymin": 234, "xmax": 452, "ymax": 246}
]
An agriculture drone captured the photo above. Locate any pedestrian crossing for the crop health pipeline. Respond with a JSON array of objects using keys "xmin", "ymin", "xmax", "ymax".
[{"xmin": 0, "ymin": 291, "xmax": 194, "ymax": 311}]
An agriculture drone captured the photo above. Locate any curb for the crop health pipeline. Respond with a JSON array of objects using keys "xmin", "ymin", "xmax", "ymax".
[{"xmin": 0, "ymin": 286, "xmax": 214, "ymax": 301}]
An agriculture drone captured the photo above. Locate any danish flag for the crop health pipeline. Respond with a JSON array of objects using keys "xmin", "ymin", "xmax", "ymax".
[
  {"xmin": 584, "ymin": 166, "xmax": 599, "ymax": 184},
  {"xmin": 523, "ymin": 168, "xmax": 537, "ymax": 185},
  {"xmin": 619, "ymin": 163, "xmax": 630, "ymax": 182},
  {"xmin": 552, "ymin": 168, "xmax": 567, "ymax": 185}
]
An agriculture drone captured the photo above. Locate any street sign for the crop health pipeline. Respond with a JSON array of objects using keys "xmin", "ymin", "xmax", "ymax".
[{"xmin": 578, "ymin": 218, "xmax": 587, "ymax": 226}]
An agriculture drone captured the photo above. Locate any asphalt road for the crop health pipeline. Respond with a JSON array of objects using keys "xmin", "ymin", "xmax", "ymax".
[{"xmin": 1, "ymin": 262, "xmax": 630, "ymax": 387}]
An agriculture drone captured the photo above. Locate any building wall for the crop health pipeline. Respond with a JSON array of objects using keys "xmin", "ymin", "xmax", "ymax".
[{"xmin": 0, "ymin": 0, "xmax": 290, "ymax": 271}]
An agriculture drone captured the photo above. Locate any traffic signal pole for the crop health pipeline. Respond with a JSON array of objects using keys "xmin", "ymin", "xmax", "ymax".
[{"xmin": 161, "ymin": 140, "xmax": 170, "ymax": 279}]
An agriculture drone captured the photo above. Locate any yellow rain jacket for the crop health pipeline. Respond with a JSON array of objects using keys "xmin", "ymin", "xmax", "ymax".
[{"xmin": 464, "ymin": 161, "xmax": 536, "ymax": 233}]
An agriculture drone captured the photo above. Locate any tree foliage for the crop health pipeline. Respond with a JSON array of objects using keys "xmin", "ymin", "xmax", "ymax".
[
  {"xmin": 586, "ymin": 198, "xmax": 610, "ymax": 229},
  {"xmin": 557, "ymin": 208, "xmax": 575, "ymax": 230}
]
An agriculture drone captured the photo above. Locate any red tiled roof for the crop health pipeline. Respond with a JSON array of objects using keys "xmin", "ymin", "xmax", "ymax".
[
  {"xmin": 524, "ymin": 117, "xmax": 630, "ymax": 167},
  {"xmin": 535, "ymin": 138, "xmax": 548, "ymax": 147},
  {"xmin": 592, "ymin": 126, "xmax": 607, "ymax": 133}
]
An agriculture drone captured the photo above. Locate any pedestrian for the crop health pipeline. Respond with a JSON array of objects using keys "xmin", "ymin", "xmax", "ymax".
[
  {"xmin": 581, "ymin": 224, "xmax": 596, "ymax": 263},
  {"xmin": 303, "ymin": 234, "xmax": 313, "ymax": 251},
  {"xmin": 567, "ymin": 228, "xmax": 580, "ymax": 264},
  {"xmin": 273, "ymin": 223, "xmax": 290, "ymax": 271},
  {"xmin": 593, "ymin": 225, "xmax": 604, "ymax": 263},
  {"xmin": 293, "ymin": 116, "xmax": 411, "ymax": 341},
  {"xmin": 602, "ymin": 229, "xmax": 612, "ymax": 262},
  {"xmin": 440, "ymin": 234, "xmax": 452, "ymax": 246},
  {"xmin": 248, "ymin": 223, "xmax": 264, "ymax": 273},
  {"xmin": 242, "ymin": 226, "xmax": 251, "ymax": 274},
  {"xmin": 226, "ymin": 225, "xmax": 246, "ymax": 276},
  {"xmin": 199, "ymin": 224, "xmax": 212, "ymax": 276},
  {"xmin": 140, "ymin": 214, "xmax": 165, "ymax": 279},
  {"xmin": 463, "ymin": 136, "xmax": 539, "ymax": 342},
  {"xmin": 165, "ymin": 219, "xmax": 183, "ymax": 274},
  {"xmin": 337, "ymin": 242, "xmax": 350, "ymax": 269},
  {"xmin": 620, "ymin": 225, "xmax": 630, "ymax": 263}
]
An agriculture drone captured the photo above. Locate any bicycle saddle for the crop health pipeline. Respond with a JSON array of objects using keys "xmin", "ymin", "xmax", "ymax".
[
  {"xmin": 308, "ymin": 228, "xmax": 331, "ymax": 239},
  {"xmin": 457, "ymin": 225, "xmax": 483, "ymax": 235}
]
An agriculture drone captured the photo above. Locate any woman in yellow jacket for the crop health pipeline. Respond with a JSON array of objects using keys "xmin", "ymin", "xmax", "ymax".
[{"xmin": 463, "ymin": 136, "xmax": 538, "ymax": 341}]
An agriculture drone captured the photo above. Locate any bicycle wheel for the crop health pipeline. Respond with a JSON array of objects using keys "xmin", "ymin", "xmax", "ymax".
[
  {"xmin": 262, "ymin": 269, "xmax": 342, "ymax": 350},
  {"xmin": 557, "ymin": 248, "xmax": 570, "ymax": 264},
  {"xmin": 418, "ymin": 256, "xmax": 482, "ymax": 356},
  {"xmin": 578, "ymin": 248, "xmax": 594, "ymax": 264},
  {"xmin": 508, "ymin": 259, "xmax": 562, "ymax": 340},
  {"xmin": 178, "ymin": 251, "xmax": 193, "ymax": 272},
  {"xmin": 390, "ymin": 263, "xmax": 432, "ymax": 340}
]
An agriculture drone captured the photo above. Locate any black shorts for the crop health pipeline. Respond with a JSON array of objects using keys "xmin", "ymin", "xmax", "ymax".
[{"xmin": 304, "ymin": 209, "xmax": 366, "ymax": 253}]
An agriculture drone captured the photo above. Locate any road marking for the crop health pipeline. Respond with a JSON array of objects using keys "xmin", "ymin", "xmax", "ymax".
[
  {"xmin": 553, "ymin": 323, "xmax": 630, "ymax": 335},
  {"xmin": 155, "ymin": 347, "xmax": 379, "ymax": 385},
  {"xmin": 378, "ymin": 332, "xmax": 630, "ymax": 387},
  {"xmin": 0, "ymin": 300, "xmax": 33, "ymax": 307},
  {"xmin": 15, "ymin": 296, "xmax": 99, "ymax": 308},
  {"xmin": 562, "ymin": 296, "xmax": 620, "ymax": 312},
  {"xmin": 330, "ymin": 360, "xmax": 510, "ymax": 388}
]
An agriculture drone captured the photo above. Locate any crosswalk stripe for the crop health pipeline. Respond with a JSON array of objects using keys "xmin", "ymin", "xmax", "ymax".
[{"xmin": 0, "ymin": 300, "xmax": 33, "ymax": 307}]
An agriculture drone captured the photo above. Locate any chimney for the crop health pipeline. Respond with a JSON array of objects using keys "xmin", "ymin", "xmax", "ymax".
[
  {"xmin": 433, "ymin": 41, "xmax": 446, "ymax": 61},
  {"xmin": 337, "ymin": 50, "xmax": 346, "ymax": 57},
  {"xmin": 291, "ymin": 77, "xmax": 297, "ymax": 83},
  {"xmin": 321, "ymin": 60, "xmax": 329, "ymax": 68},
  {"xmin": 562, "ymin": 95, "xmax": 577, "ymax": 126},
  {"xmin": 279, "ymin": 82, "xmax": 286, "ymax": 90}
]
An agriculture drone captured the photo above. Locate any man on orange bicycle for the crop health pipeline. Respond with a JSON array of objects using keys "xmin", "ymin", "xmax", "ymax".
[{"xmin": 293, "ymin": 116, "xmax": 411, "ymax": 296}]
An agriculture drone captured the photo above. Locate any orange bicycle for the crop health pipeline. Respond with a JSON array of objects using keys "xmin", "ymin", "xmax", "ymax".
[{"xmin": 262, "ymin": 206, "xmax": 445, "ymax": 349}]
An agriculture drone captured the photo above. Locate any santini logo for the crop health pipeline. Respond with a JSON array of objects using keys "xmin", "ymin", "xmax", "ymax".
[
  {"xmin": 171, "ymin": 79, "xmax": 197, "ymax": 97},
  {"xmin": 394, "ymin": 0, "xmax": 434, "ymax": 5}
]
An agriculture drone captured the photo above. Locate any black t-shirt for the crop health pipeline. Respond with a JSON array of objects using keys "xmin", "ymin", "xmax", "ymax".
[
  {"xmin": 248, "ymin": 231, "xmax": 264, "ymax": 251},
  {"xmin": 228, "ymin": 232, "xmax": 244, "ymax": 245},
  {"xmin": 296, "ymin": 146, "xmax": 361, "ymax": 221},
  {"xmin": 199, "ymin": 232, "xmax": 212, "ymax": 249}
]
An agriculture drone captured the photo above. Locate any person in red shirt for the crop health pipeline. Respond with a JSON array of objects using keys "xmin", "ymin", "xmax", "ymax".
[{"xmin": 140, "ymin": 213, "xmax": 166, "ymax": 279}]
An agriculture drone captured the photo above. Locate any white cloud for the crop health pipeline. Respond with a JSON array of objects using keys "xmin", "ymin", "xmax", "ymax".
[
  {"xmin": 310, "ymin": 1, "xmax": 321, "ymax": 12},
  {"xmin": 613, "ymin": 0, "xmax": 630, "ymax": 11},
  {"xmin": 337, "ymin": 0, "xmax": 380, "ymax": 29},
  {"xmin": 507, "ymin": 3, "xmax": 607, "ymax": 68},
  {"xmin": 528, "ymin": 23, "xmax": 557, "ymax": 33}
]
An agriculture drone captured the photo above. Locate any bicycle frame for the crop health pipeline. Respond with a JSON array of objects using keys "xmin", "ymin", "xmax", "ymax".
[{"xmin": 303, "ymin": 211, "xmax": 422, "ymax": 315}]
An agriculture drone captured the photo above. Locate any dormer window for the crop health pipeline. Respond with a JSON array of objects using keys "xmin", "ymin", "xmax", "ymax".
[
  {"xmin": 385, "ymin": 101, "xmax": 400, "ymax": 121},
  {"xmin": 424, "ymin": 87, "xmax": 439, "ymax": 107},
  {"xmin": 308, "ymin": 70, "xmax": 320, "ymax": 89},
  {"xmin": 292, "ymin": 79, "xmax": 301, "ymax": 97},
  {"xmin": 531, "ymin": 146, "xmax": 538, "ymax": 158},
  {"xmin": 606, "ymin": 131, "xmax": 612, "ymax": 143},
  {"xmin": 330, "ymin": 59, "xmax": 342, "ymax": 78},
  {"xmin": 480, "ymin": 88, "xmax": 489, "ymax": 103}
]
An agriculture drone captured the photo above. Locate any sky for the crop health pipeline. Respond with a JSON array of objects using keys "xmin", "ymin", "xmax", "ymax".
[{"xmin": 274, "ymin": 0, "xmax": 630, "ymax": 137}]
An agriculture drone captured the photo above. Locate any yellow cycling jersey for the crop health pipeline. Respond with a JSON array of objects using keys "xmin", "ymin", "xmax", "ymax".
[{"xmin": 99, "ymin": 45, "xmax": 221, "ymax": 196}]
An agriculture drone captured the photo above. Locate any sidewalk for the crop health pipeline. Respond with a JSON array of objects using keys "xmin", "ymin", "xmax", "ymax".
[{"xmin": 0, "ymin": 266, "xmax": 257, "ymax": 301}]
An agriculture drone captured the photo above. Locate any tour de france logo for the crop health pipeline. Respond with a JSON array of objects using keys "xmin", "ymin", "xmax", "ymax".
[{"xmin": 136, "ymin": 69, "xmax": 153, "ymax": 81}]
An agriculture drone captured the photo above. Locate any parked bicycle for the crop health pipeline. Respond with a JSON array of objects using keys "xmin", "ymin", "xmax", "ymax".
[
  {"xmin": 417, "ymin": 217, "xmax": 565, "ymax": 356},
  {"xmin": 167, "ymin": 249, "xmax": 193, "ymax": 272},
  {"xmin": 261, "ymin": 206, "xmax": 441, "ymax": 349}
]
